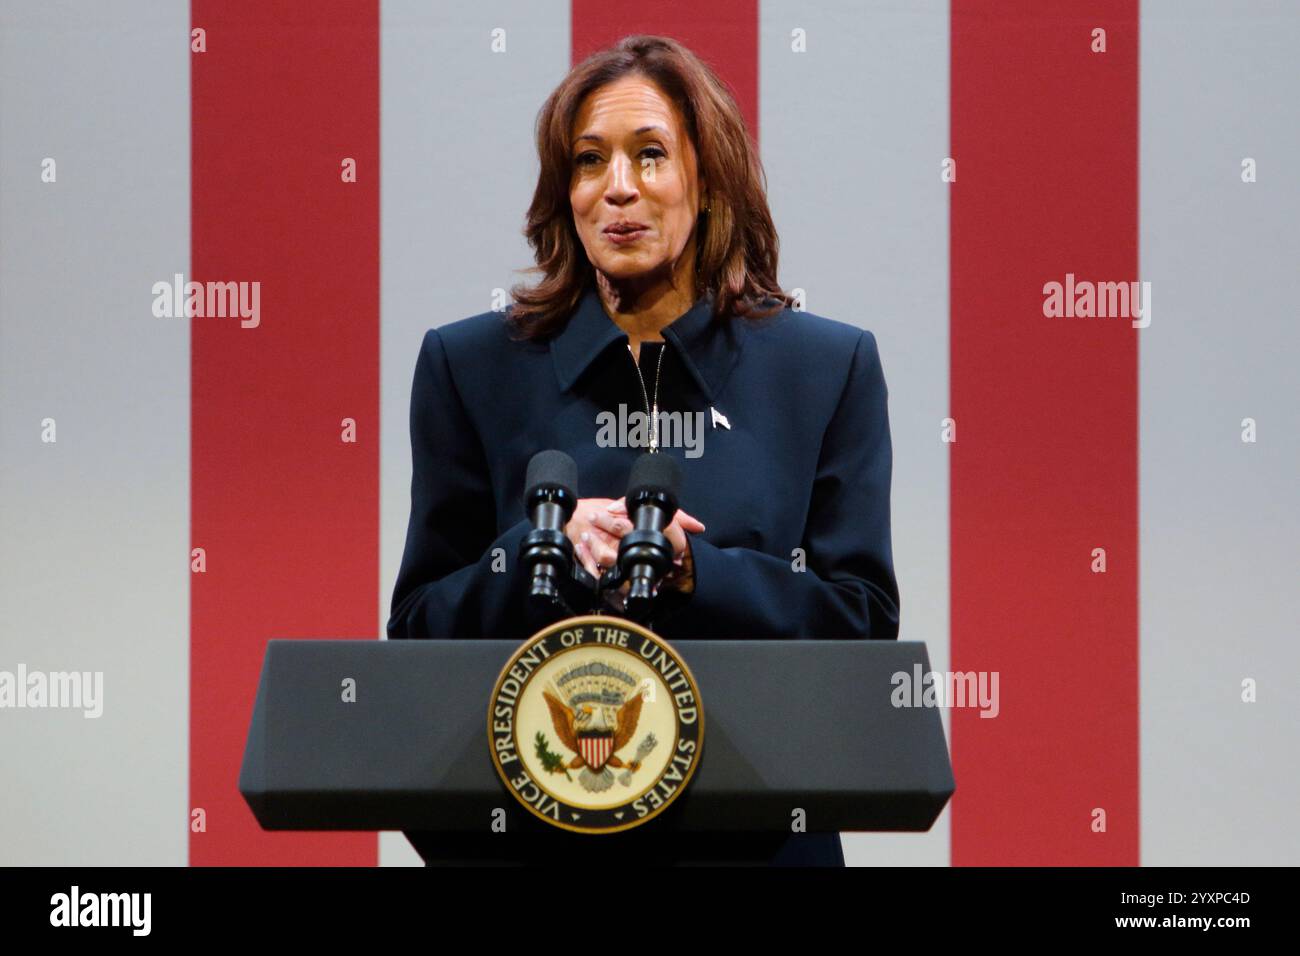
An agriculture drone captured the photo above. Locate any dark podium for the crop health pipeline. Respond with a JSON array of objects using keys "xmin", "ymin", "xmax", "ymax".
[{"xmin": 239, "ymin": 638, "xmax": 954, "ymax": 865}]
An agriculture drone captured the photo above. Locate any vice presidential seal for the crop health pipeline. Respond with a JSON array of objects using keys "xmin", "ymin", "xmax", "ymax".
[{"xmin": 487, "ymin": 615, "xmax": 704, "ymax": 834}]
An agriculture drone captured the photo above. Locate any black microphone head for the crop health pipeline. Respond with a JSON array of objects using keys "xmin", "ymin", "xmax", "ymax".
[
  {"xmin": 626, "ymin": 452, "xmax": 681, "ymax": 502},
  {"xmin": 525, "ymin": 450, "xmax": 578, "ymax": 501}
]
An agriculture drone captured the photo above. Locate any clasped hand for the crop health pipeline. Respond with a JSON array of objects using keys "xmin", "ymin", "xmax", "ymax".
[{"xmin": 563, "ymin": 497, "xmax": 705, "ymax": 597}]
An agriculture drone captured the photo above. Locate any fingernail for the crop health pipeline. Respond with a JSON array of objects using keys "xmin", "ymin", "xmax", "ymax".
[
  {"xmin": 606, "ymin": 502, "xmax": 620, "ymax": 511},
  {"xmin": 580, "ymin": 531, "xmax": 590, "ymax": 542}
]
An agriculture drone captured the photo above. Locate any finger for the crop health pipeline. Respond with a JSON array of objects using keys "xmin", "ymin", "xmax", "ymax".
[
  {"xmin": 590, "ymin": 536, "xmax": 620, "ymax": 569},
  {"xmin": 606, "ymin": 498, "xmax": 627, "ymax": 515},
  {"xmin": 590, "ymin": 510, "xmax": 633, "ymax": 537},
  {"xmin": 674, "ymin": 509, "xmax": 706, "ymax": 533},
  {"xmin": 662, "ymin": 522, "xmax": 687, "ymax": 558},
  {"xmin": 580, "ymin": 530, "xmax": 615, "ymax": 568},
  {"xmin": 575, "ymin": 539, "xmax": 598, "ymax": 578},
  {"xmin": 587, "ymin": 527, "xmax": 621, "ymax": 552}
]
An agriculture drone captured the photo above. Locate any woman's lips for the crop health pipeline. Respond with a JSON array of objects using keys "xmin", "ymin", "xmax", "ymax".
[{"xmin": 604, "ymin": 227, "xmax": 648, "ymax": 245}]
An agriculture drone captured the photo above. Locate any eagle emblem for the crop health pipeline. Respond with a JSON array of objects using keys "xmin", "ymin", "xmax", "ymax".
[
  {"xmin": 487, "ymin": 616, "xmax": 704, "ymax": 833},
  {"xmin": 540, "ymin": 660, "xmax": 658, "ymax": 792}
]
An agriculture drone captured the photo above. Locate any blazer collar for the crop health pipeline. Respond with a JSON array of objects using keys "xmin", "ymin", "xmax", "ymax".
[{"xmin": 550, "ymin": 281, "xmax": 742, "ymax": 404}]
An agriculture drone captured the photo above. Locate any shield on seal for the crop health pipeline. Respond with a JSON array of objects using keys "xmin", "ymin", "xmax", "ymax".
[{"xmin": 578, "ymin": 732, "xmax": 614, "ymax": 771}]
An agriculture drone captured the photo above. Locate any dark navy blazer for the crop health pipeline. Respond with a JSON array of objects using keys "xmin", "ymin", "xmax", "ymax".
[
  {"xmin": 389, "ymin": 281, "xmax": 900, "ymax": 645},
  {"xmin": 388, "ymin": 280, "xmax": 900, "ymax": 865}
]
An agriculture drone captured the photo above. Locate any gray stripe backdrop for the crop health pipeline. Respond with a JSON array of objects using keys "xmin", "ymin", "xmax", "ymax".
[
  {"xmin": 0, "ymin": 1, "xmax": 190, "ymax": 865},
  {"xmin": 760, "ymin": 0, "xmax": 951, "ymax": 867},
  {"xmin": 1139, "ymin": 0, "xmax": 1300, "ymax": 865}
]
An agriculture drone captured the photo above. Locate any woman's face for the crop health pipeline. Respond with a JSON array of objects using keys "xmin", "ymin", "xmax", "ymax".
[{"xmin": 569, "ymin": 75, "xmax": 703, "ymax": 292}]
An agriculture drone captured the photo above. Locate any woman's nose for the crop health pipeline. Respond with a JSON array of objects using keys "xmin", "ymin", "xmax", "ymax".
[{"xmin": 605, "ymin": 153, "xmax": 639, "ymax": 199}]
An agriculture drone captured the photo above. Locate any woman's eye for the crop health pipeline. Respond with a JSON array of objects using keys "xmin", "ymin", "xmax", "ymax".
[{"xmin": 575, "ymin": 147, "xmax": 664, "ymax": 167}]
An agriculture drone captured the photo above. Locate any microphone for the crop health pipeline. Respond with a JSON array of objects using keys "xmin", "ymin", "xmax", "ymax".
[
  {"xmin": 519, "ymin": 450, "xmax": 579, "ymax": 607},
  {"xmin": 612, "ymin": 452, "xmax": 681, "ymax": 624}
]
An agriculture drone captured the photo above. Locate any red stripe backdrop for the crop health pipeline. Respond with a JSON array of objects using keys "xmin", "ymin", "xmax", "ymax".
[
  {"xmin": 949, "ymin": 0, "xmax": 1140, "ymax": 864},
  {"xmin": 190, "ymin": 0, "xmax": 380, "ymax": 865}
]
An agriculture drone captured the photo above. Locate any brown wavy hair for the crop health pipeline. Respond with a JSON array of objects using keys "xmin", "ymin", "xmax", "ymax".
[{"xmin": 506, "ymin": 34, "xmax": 793, "ymax": 340}]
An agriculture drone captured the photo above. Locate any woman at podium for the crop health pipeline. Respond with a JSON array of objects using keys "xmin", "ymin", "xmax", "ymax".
[{"xmin": 389, "ymin": 35, "xmax": 900, "ymax": 866}]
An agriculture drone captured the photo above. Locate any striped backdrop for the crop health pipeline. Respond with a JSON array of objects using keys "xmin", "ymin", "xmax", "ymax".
[{"xmin": 1, "ymin": 0, "xmax": 1295, "ymax": 867}]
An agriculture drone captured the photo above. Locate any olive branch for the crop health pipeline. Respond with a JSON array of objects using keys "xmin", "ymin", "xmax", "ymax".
[{"xmin": 534, "ymin": 731, "xmax": 572, "ymax": 781}]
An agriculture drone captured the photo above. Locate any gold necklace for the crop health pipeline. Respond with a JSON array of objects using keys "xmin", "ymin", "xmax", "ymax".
[{"xmin": 628, "ymin": 341, "xmax": 666, "ymax": 453}]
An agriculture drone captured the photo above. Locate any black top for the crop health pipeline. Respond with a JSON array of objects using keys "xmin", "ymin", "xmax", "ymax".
[{"xmin": 599, "ymin": 338, "xmax": 684, "ymax": 448}]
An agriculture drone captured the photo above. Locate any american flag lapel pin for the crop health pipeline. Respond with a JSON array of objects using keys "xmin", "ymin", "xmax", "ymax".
[{"xmin": 710, "ymin": 406, "xmax": 731, "ymax": 430}]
